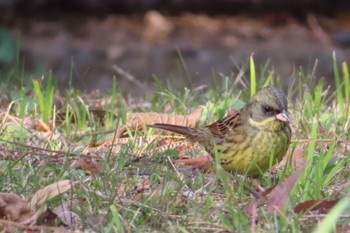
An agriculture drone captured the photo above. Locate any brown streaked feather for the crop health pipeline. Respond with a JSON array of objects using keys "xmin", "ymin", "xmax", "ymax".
[
  {"xmin": 207, "ymin": 110, "xmax": 241, "ymax": 137},
  {"xmin": 148, "ymin": 123, "xmax": 192, "ymax": 136}
]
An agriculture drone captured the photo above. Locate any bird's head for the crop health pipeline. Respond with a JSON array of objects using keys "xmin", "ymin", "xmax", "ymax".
[{"xmin": 244, "ymin": 86, "xmax": 291, "ymax": 131}]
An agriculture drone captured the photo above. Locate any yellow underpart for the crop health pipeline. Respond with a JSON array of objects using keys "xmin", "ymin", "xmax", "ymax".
[
  {"xmin": 249, "ymin": 116, "xmax": 284, "ymax": 131},
  {"xmin": 218, "ymin": 117, "xmax": 290, "ymax": 175}
]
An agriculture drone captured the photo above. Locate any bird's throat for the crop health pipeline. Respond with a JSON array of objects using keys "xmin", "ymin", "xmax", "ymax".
[{"xmin": 248, "ymin": 117, "xmax": 284, "ymax": 132}]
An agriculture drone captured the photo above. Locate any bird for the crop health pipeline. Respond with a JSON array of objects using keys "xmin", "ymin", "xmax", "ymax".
[{"xmin": 148, "ymin": 86, "xmax": 291, "ymax": 175}]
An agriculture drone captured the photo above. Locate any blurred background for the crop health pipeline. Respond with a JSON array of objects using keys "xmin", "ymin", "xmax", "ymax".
[{"xmin": 0, "ymin": 0, "xmax": 350, "ymax": 95}]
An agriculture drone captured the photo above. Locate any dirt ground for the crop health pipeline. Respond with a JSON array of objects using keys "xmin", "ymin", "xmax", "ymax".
[{"xmin": 8, "ymin": 12, "xmax": 350, "ymax": 95}]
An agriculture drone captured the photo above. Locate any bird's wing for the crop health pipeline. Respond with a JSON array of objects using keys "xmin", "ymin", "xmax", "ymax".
[{"xmin": 207, "ymin": 110, "xmax": 241, "ymax": 137}]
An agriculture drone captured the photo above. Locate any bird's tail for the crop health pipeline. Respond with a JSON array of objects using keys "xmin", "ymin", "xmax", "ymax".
[
  {"xmin": 148, "ymin": 123, "xmax": 214, "ymax": 150},
  {"xmin": 147, "ymin": 123, "xmax": 192, "ymax": 136}
]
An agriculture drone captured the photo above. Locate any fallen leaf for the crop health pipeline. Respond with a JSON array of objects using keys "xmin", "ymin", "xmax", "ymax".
[
  {"xmin": 266, "ymin": 164, "xmax": 306, "ymax": 213},
  {"xmin": 75, "ymin": 155, "xmax": 99, "ymax": 174},
  {"xmin": 133, "ymin": 179, "xmax": 151, "ymax": 201},
  {"xmin": 246, "ymin": 184, "xmax": 277, "ymax": 216},
  {"xmin": 246, "ymin": 166, "xmax": 306, "ymax": 224},
  {"xmin": 278, "ymin": 146, "xmax": 305, "ymax": 170},
  {"xmin": 246, "ymin": 195, "xmax": 258, "ymax": 233},
  {"xmin": 116, "ymin": 183, "xmax": 127, "ymax": 197},
  {"xmin": 294, "ymin": 199, "xmax": 339, "ymax": 214},
  {"xmin": 133, "ymin": 193, "xmax": 143, "ymax": 201},
  {"xmin": 30, "ymin": 180, "xmax": 74, "ymax": 210},
  {"xmin": 0, "ymin": 193, "xmax": 34, "ymax": 223},
  {"xmin": 52, "ymin": 203, "xmax": 79, "ymax": 228},
  {"xmin": 174, "ymin": 155, "xmax": 213, "ymax": 173},
  {"xmin": 34, "ymin": 119, "xmax": 51, "ymax": 133},
  {"xmin": 134, "ymin": 179, "xmax": 151, "ymax": 193},
  {"xmin": 318, "ymin": 125, "xmax": 336, "ymax": 138}
]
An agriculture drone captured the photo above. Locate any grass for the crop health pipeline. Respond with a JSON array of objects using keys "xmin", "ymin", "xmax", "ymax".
[{"xmin": 0, "ymin": 56, "xmax": 349, "ymax": 232}]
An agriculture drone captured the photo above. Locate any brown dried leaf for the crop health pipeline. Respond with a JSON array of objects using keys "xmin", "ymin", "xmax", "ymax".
[
  {"xmin": 133, "ymin": 179, "xmax": 151, "ymax": 201},
  {"xmin": 294, "ymin": 199, "xmax": 339, "ymax": 214},
  {"xmin": 266, "ymin": 164, "xmax": 306, "ymax": 213},
  {"xmin": 30, "ymin": 180, "xmax": 74, "ymax": 210},
  {"xmin": 133, "ymin": 193, "xmax": 143, "ymax": 201},
  {"xmin": 174, "ymin": 155, "xmax": 213, "ymax": 173},
  {"xmin": 52, "ymin": 203, "xmax": 78, "ymax": 228},
  {"xmin": 34, "ymin": 119, "xmax": 51, "ymax": 133},
  {"xmin": 246, "ymin": 184, "xmax": 277, "ymax": 216},
  {"xmin": 246, "ymin": 195, "xmax": 258, "ymax": 233},
  {"xmin": 0, "ymin": 193, "xmax": 34, "ymax": 223},
  {"xmin": 116, "ymin": 107, "xmax": 203, "ymax": 137},
  {"xmin": 135, "ymin": 179, "xmax": 151, "ymax": 193},
  {"xmin": 246, "ymin": 166, "xmax": 305, "ymax": 219},
  {"xmin": 277, "ymin": 146, "xmax": 305, "ymax": 170},
  {"xmin": 318, "ymin": 125, "xmax": 337, "ymax": 138},
  {"xmin": 75, "ymin": 155, "xmax": 99, "ymax": 174},
  {"xmin": 115, "ymin": 183, "xmax": 127, "ymax": 197}
]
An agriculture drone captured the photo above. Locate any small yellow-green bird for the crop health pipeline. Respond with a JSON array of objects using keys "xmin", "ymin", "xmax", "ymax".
[{"xmin": 148, "ymin": 86, "xmax": 291, "ymax": 175}]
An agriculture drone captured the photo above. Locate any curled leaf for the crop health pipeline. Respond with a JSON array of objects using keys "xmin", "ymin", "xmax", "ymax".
[
  {"xmin": 0, "ymin": 193, "xmax": 34, "ymax": 224},
  {"xmin": 30, "ymin": 180, "xmax": 74, "ymax": 210}
]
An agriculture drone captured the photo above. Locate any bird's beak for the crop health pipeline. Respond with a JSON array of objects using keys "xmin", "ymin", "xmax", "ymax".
[{"xmin": 276, "ymin": 109, "xmax": 291, "ymax": 123}]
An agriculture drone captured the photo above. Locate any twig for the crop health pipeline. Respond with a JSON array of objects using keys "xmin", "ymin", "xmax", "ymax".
[{"xmin": 112, "ymin": 65, "xmax": 147, "ymax": 89}]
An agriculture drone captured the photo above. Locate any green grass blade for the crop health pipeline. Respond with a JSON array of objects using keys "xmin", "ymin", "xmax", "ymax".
[
  {"xmin": 263, "ymin": 71, "xmax": 273, "ymax": 87},
  {"xmin": 65, "ymin": 104, "xmax": 72, "ymax": 139},
  {"xmin": 250, "ymin": 53, "xmax": 256, "ymax": 96},
  {"xmin": 333, "ymin": 52, "xmax": 344, "ymax": 110},
  {"xmin": 32, "ymin": 74, "xmax": 54, "ymax": 123},
  {"xmin": 32, "ymin": 79, "xmax": 44, "ymax": 118},
  {"xmin": 45, "ymin": 72, "xmax": 54, "ymax": 123},
  {"xmin": 342, "ymin": 62, "xmax": 350, "ymax": 103},
  {"xmin": 307, "ymin": 117, "xmax": 318, "ymax": 162},
  {"xmin": 313, "ymin": 79, "xmax": 323, "ymax": 116},
  {"xmin": 342, "ymin": 62, "xmax": 350, "ymax": 116},
  {"xmin": 108, "ymin": 205, "xmax": 125, "ymax": 233}
]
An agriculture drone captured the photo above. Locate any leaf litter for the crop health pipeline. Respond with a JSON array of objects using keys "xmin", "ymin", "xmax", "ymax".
[
  {"xmin": 0, "ymin": 88, "xmax": 348, "ymax": 232},
  {"xmin": 0, "ymin": 180, "xmax": 77, "ymax": 231}
]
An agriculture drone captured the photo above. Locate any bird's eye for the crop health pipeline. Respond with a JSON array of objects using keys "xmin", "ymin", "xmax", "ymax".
[{"xmin": 263, "ymin": 106, "xmax": 273, "ymax": 114}]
